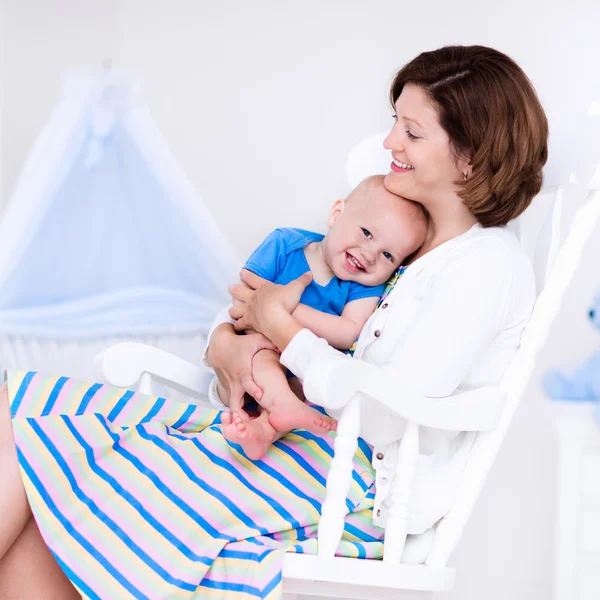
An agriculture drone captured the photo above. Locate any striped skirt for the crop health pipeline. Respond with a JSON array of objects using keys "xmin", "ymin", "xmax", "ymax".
[{"xmin": 7, "ymin": 369, "xmax": 384, "ymax": 599}]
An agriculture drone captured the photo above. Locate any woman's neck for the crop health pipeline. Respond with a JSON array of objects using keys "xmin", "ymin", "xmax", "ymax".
[{"xmin": 412, "ymin": 200, "xmax": 478, "ymax": 261}]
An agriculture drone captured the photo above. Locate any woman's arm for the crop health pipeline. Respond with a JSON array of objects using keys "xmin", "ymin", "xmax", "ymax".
[
  {"xmin": 230, "ymin": 243, "xmax": 522, "ymax": 418},
  {"xmin": 280, "ymin": 240, "xmax": 525, "ymax": 416}
]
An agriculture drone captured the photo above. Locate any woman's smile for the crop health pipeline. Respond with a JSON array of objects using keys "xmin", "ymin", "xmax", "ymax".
[{"xmin": 391, "ymin": 158, "xmax": 415, "ymax": 172}]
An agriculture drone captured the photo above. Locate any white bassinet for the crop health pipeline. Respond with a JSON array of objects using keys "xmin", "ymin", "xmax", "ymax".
[{"xmin": 0, "ymin": 69, "xmax": 240, "ymax": 383}]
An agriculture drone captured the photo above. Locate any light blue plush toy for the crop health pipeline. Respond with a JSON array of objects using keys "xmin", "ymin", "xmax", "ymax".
[{"xmin": 543, "ymin": 294, "xmax": 600, "ymax": 420}]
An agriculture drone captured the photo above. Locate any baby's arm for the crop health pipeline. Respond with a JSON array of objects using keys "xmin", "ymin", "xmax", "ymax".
[{"xmin": 292, "ymin": 297, "xmax": 378, "ymax": 350}]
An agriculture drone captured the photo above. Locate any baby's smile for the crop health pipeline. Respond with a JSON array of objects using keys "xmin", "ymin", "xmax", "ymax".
[{"xmin": 345, "ymin": 252, "xmax": 366, "ymax": 272}]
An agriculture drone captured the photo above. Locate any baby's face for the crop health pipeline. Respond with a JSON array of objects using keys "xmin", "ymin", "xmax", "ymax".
[{"xmin": 323, "ymin": 184, "xmax": 426, "ymax": 287}]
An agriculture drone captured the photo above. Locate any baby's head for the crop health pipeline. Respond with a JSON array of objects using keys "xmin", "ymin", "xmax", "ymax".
[{"xmin": 322, "ymin": 175, "xmax": 428, "ymax": 287}]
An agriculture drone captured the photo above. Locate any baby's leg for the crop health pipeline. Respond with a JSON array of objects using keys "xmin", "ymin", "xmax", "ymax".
[
  {"xmin": 222, "ymin": 350, "xmax": 335, "ymax": 460},
  {"xmin": 251, "ymin": 350, "xmax": 335, "ymax": 435}
]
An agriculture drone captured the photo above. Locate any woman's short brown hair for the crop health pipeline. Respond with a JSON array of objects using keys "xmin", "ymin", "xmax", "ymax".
[{"xmin": 390, "ymin": 45, "xmax": 548, "ymax": 227}]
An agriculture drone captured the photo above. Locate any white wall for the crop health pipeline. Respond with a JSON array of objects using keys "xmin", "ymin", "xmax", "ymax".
[
  {"xmin": 4, "ymin": 1, "xmax": 599, "ymax": 253},
  {"xmin": 0, "ymin": 0, "xmax": 5, "ymax": 208},
  {"xmin": 2, "ymin": 2, "xmax": 600, "ymax": 599},
  {"xmin": 115, "ymin": 0, "xmax": 600, "ymax": 258},
  {"xmin": 0, "ymin": 0, "xmax": 119, "ymax": 207}
]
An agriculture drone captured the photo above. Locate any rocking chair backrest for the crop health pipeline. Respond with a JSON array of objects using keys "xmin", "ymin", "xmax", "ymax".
[
  {"xmin": 426, "ymin": 184, "xmax": 600, "ymax": 566},
  {"xmin": 345, "ymin": 132, "xmax": 572, "ymax": 566},
  {"xmin": 426, "ymin": 185, "xmax": 565, "ymax": 565}
]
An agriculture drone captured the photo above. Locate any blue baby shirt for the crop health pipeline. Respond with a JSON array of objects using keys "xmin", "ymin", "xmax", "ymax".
[{"xmin": 243, "ymin": 228, "xmax": 385, "ymax": 316}]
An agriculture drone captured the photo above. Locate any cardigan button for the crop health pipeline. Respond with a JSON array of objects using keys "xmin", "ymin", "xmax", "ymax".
[
  {"xmin": 380, "ymin": 477, "xmax": 388, "ymax": 485},
  {"xmin": 376, "ymin": 452, "xmax": 384, "ymax": 460},
  {"xmin": 381, "ymin": 303, "xmax": 388, "ymax": 309},
  {"xmin": 374, "ymin": 330, "xmax": 381, "ymax": 337},
  {"xmin": 377, "ymin": 509, "xmax": 381, "ymax": 517}
]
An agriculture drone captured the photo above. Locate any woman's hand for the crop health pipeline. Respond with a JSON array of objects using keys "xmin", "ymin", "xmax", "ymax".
[
  {"xmin": 228, "ymin": 269, "xmax": 312, "ymax": 350},
  {"xmin": 207, "ymin": 324, "xmax": 276, "ymax": 408},
  {"xmin": 229, "ymin": 271, "xmax": 270, "ymax": 333}
]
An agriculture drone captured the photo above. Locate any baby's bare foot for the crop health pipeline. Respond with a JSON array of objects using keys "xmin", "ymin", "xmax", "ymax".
[
  {"xmin": 267, "ymin": 400, "xmax": 336, "ymax": 436},
  {"xmin": 222, "ymin": 411, "xmax": 241, "ymax": 445},
  {"xmin": 222, "ymin": 411, "xmax": 245, "ymax": 443},
  {"xmin": 223, "ymin": 411, "xmax": 280, "ymax": 461}
]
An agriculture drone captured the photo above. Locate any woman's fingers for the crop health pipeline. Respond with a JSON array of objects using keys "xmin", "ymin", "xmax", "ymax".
[
  {"xmin": 229, "ymin": 283, "xmax": 254, "ymax": 303},
  {"xmin": 240, "ymin": 269, "xmax": 269, "ymax": 289},
  {"xmin": 229, "ymin": 272, "xmax": 312, "ymax": 336},
  {"xmin": 233, "ymin": 317, "xmax": 248, "ymax": 332},
  {"xmin": 290, "ymin": 272, "xmax": 313, "ymax": 295},
  {"xmin": 229, "ymin": 303, "xmax": 244, "ymax": 320},
  {"xmin": 207, "ymin": 327, "xmax": 275, "ymax": 412},
  {"xmin": 240, "ymin": 369, "xmax": 263, "ymax": 401}
]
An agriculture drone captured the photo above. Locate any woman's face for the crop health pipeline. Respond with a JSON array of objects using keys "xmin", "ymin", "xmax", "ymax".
[{"xmin": 383, "ymin": 83, "xmax": 470, "ymax": 206}]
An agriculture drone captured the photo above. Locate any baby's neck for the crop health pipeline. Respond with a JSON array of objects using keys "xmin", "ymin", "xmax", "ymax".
[{"xmin": 303, "ymin": 241, "xmax": 335, "ymax": 286}]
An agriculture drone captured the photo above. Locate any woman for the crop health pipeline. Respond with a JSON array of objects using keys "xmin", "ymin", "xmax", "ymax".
[{"xmin": 0, "ymin": 45, "xmax": 547, "ymax": 598}]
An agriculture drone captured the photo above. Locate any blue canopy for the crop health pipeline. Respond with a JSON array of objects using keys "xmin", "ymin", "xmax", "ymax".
[{"xmin": 0, "ymin": 71, "xmax": 240, "ymax": 339}]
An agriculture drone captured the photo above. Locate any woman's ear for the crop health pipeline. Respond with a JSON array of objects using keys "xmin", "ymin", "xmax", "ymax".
[
  {"xmin": 327, "ymin": 199, "xmax": 345, "ymax": 228},
  {"xmin": 458, "ymin": 155, "xmax": 473, "ymax": 181}
]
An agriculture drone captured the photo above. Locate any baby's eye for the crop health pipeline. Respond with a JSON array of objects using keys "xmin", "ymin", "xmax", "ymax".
[
  {"xmin": 383, "ymin": 252, "xmax": 394, "ymax": 262},
  {"xmin": 361, "ymin": 228, "xmax": 372, "ymax": 239}
]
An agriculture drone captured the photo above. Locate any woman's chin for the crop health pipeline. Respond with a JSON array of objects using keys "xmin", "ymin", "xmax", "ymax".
[{"xmin": 383, "ymin": 172, "xmax": 411, "ymax": 197}]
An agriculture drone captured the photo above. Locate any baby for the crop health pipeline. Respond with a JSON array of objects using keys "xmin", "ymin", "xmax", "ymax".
[{"xmin": 219, "ymin": 175, "xmax": 428, "ymax": 459}]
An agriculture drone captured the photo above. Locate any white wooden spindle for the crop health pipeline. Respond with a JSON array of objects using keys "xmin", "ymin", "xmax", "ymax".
[
  {"xmin": 318, "ymin": 395, "xmax": 361, "ymax": 557},
  {"xmin": 383, "ymin": 421, "xmax": 420, "ymax": 563},
  {"xmin": 139, "ymin": 371, "xmax": 153, "ymax": 394}
]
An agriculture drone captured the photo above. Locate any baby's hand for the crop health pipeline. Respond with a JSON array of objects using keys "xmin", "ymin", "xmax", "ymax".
[{"xmin": 231, "ymin": 277, "xmax": 253, "ymax": 310}]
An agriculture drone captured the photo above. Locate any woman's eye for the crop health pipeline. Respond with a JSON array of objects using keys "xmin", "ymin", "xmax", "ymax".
[
  {"xmin": 406, "ymin": 129, "xmax": 419, "ymax": 140},
  {"xmin": 383, "ymin": 252, "xmax": 393, "ymax": 261},
  {"xmin": 391, "ymin": 113, "xmax": 398, "ymax": 121},
  {"xmin": 361, "ymin": 228, "xmax": 372, "ymax": 239}
]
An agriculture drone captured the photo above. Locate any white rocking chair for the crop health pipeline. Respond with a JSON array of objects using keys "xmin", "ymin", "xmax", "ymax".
[{"xmin": 96, "ymin": 174, "xmax": 600, "ymax": 599}]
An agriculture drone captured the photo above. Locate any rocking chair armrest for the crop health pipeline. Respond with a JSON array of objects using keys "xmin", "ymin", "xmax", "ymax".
[
  {"xmin": 96, "ymin": 342, "xmax": 213, "ymax": 396},
  {"xmin": 325, "ymin": 361, "xmax": 504, "ymax": 432}
]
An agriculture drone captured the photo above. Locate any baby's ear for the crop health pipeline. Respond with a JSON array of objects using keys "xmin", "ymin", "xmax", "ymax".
[{"xmin": 327, "ymin": 199, "xmax": 345, "ymax": 228}]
